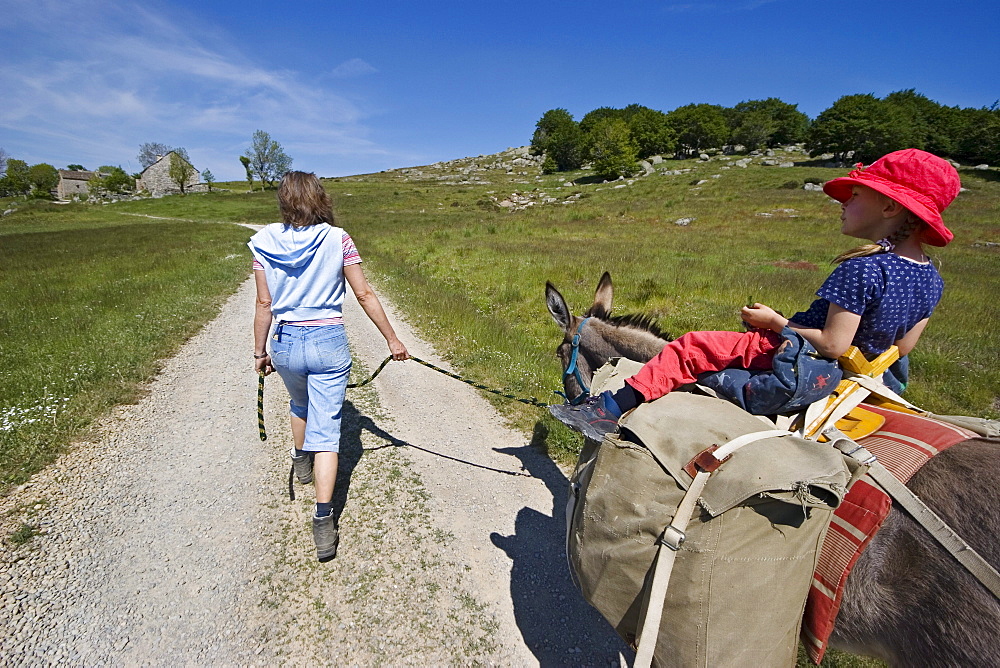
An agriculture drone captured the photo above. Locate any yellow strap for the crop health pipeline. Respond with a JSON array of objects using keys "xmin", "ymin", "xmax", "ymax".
[{"xmin": 804, "ymin": 346, "xmax": 899, "ymax": 438}]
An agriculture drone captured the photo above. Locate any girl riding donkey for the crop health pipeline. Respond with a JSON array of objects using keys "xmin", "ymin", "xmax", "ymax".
[{"xmin": 551, "ymin": 149, "xmax": 962, "ymax": 441}]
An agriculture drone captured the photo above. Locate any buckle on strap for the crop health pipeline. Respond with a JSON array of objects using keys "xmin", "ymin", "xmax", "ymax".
[
  {"xmin": 661, "ymin": 525, "xmax": 686, "ymax": 551},
  {"xmin": 826, "ymin": 428, "xmax": 878, "ymax": 465}
]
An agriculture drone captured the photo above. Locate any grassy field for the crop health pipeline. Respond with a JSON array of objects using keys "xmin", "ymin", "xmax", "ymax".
[
  {"xmin": 0, "ymin": 199, "xmax": 260, "ymax": 488},
  {"xmin": 1, "ymin": 152, "xmax": 996, "ymax": 667},
  {"xmin": 3, "ymin": 156, "xmax": 995, "ymax": 482}
]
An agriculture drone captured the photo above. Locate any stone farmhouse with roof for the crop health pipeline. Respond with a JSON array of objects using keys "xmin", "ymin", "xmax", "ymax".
[
  {"xmin": 135, "ymin": 151, "xmax": 204, "ymax": 197},
  {"xmin": 56, "ymin": 169, "xmax": 100, "ymax": 199}
]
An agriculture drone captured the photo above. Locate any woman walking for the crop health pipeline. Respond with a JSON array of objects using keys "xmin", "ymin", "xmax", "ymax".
[{"xmin": 249, "ymin": 171, "xmax": 408, "ymax": 560}]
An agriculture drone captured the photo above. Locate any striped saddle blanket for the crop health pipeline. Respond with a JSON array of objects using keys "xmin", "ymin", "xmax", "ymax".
[{"xmin": 801, "ymin": 404, "xmax": 979, "ymax": 663}]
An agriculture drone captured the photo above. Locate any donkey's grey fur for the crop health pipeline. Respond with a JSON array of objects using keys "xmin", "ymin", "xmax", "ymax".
[
  {"xmin": 547, "ymin": 273, "xmax": 1000, "ymax": 667},
  {"xmin": 546, "ymin": 273, "xmax": 671, "ymax": 403}
]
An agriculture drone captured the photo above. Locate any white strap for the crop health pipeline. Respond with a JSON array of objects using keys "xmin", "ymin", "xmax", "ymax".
[
  {"xmin": 847, "ymin": 373, "xmax": 923, "ymax": 412},
  {"xmin": 633, "ymin": 430, "xmax": 789, "ymax": 668}
]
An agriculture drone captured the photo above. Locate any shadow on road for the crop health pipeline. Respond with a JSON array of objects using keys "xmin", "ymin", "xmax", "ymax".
[
  {"xmin": 335, "ymin": 403, "xmax": 629, "ymax": 665},
  {"xmin": 490, "ymin": 422, "xmax": 631, "ymax": 666}
]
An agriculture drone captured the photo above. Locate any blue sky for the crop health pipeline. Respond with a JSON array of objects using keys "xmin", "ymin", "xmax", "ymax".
[{"xmin": 2, "ymin": 0, "xmax": 997, "ymax": 181}]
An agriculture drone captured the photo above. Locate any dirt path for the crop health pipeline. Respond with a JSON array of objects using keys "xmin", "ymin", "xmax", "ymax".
[{"xmin": 0, "ymin": 272, "xmax": 629, "ymax": 665}]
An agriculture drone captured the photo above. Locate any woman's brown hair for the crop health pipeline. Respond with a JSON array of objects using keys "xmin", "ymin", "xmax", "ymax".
[{"xmin": 277, "ymin": 171, "xmax": 335, "ymax": 228}]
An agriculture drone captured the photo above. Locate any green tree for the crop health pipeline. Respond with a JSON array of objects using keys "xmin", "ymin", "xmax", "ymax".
[
  {"xmin": 579, "ymin": 107, "xmax": 626, "ymax": 135},
  {"xmin": 66, "ymin": 163, "xmax": 85, "ymax": 171},
  {"xmin": 103, "ymin": 166, "xmax": 134, "ymax": 194},
  {"xmin": 883, "ymin": 89, "xmax": 959, "ymax": 157},
  {"xmin": 729, "ymin": 109, "xmax": 777, "ymax": 151},
  {"xmin": 953, "ymin": 106, "xmax": 1000, "ymax": 164},
  {"xmin": 1, "ymin": 159, "xmax": 32, "ymax": 197},
  {"xmin": 169, "ymin": 152, "xmax": 195, "ymax": 194},
  {"xmin": 28, "ymin": 163, "xmax": 59, "ymax": 197},
  {"xmin": 728, "ymin": 98, "xmax": 809, "ymax": 148},
  {"xmin": 807, "ymin": 94, "xmax": 922, "ymax": 162},
  {"xmin": 666, "ymin": 104, "xmax": 729, "ymax": 157},
  {"xmin": 202, "ymin": 169, "xmax": 216, "ymax": 192},
  {"xmin": 626, "ymin": 107, "xmax": 676, "ymax": 158},
  {"xmin": 239, "ymin": 156, "xmax": 254, "ymax": 191},
  {"xmin": 531, "ymin": 108, "xmax": 584, "ymax": 172},
  {"xmin": 586, "ymin": 117, "xmax": 639, "ymax": 180},
  {"xmin": 248, "ymin": 130, "xmax": 293, "ymax": 188},
  {"xmin": 0, "ymin": 147, "xmax": 8, "ymax": 176}
]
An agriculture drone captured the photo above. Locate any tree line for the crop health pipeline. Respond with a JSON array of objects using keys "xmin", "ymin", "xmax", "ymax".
[
  {"xmin": 532, "ymin": 90, "xmax": 1000, "ymax": 180},
  {"xmin": 0, "ymin": 130, "xmax": 292, "ymax": 199}
]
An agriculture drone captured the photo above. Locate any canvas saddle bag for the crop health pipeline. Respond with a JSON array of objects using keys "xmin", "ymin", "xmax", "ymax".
[{"xmin": 566, "ymin": 359, "xmax": 862, "ymax": 667}]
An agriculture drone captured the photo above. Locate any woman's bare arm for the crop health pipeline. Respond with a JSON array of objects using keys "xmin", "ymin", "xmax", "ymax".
[
  {"xmin": 344, "ymin": 264, "xmax": 409, "ymax": 360},
  {"xmin": 253, "ymin": 270, "xmax": 275, "ymax": 374}
]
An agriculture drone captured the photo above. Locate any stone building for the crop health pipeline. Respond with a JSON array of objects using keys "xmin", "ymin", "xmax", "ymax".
[
  {"xmin": 135, "ymin": 152, "xmax": 202, "ymax": 197},
  {"xmin": 56, "ymin": 170, "xmax": 98, "ymax": 199}
]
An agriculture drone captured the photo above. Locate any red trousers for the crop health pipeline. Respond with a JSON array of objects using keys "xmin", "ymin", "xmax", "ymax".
[{"xmin": 626, "ymin": 329, "xmax": 783, "ymax": 402}]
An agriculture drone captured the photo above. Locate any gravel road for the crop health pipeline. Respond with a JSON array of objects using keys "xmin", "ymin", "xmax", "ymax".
[{"xmin": 0, "ymin": 269, "xmax": 629, "ymax": 665}]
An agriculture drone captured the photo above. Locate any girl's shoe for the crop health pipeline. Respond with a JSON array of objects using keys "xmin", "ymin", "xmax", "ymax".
[
  {"xmin": 549, "ymin": 395, "xmax": 619, "ymax": 442},
  {"xmin": 313, "ymin": 513, "xmax": 339, "ymax": 561}
]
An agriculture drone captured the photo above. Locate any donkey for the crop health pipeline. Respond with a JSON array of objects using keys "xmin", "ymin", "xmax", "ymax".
[{"xmin": 546, "ymin": 272, "xmax": 1000, "ymax": 667}]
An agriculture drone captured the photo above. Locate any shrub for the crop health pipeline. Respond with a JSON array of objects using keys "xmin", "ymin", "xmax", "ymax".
[{"xmin": 585, "ymin": 117, "xmax": 639, "ymax": 180}]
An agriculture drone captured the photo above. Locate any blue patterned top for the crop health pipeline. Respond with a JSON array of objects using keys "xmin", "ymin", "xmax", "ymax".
[{"xmin": 789, "ymin": 253, "xmax": 944, "ymax": 355}]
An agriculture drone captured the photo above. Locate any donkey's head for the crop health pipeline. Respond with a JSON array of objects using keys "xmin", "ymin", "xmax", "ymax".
[{"xmin": 546, "ymin": 272, "xmax": 671, "ymax": 404}]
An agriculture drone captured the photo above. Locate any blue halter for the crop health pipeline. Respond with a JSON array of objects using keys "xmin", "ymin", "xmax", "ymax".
[{"xmin": 560, "ymin": 317, "xmax": 592, "ymax": 405}]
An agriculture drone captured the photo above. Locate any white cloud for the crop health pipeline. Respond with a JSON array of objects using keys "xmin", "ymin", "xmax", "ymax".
[
  {"xmin": 0, "ymin": 2, "xmax": 394, "ymax": 178},
  {"xmin": 330, "ymin": 58, "xmax": 379, "ymax": 78}
]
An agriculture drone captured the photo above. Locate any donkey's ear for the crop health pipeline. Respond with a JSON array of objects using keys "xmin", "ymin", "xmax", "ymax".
[
  {"xmin": 546, "ymin": 281, "xmax": 571, "ymax": 330},
  {"xmin": 586, "ymin": 272, "xmax": 613, "ymax": 319}
]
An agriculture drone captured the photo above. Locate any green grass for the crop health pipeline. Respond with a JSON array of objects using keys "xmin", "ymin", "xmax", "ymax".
[
  {"xmin": 0, "ymin": 199, "xmax": 252, "ymax": 489},
  {"xmin": 7, "ymin": 522, "xmax": 39, "ymax": 546}
]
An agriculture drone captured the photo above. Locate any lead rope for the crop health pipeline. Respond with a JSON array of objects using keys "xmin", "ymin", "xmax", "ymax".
[
  {"xmin": 349, "ymin": 355, "xmax": 551, "ymax": 407},
  {"xmin": 259, "ymin": 356, "xmax": 553, "ymax": 501},
  {"xmin": 259, "ymin": 372, "xmax": 299, "ymax": 500},
  {"xmin": 257, "ymin": 372, "xmax": 267, "ymax": 441}
]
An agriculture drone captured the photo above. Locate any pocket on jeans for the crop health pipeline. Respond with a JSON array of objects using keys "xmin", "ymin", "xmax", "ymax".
[
  {"xmin": 270, "ymin": 339, "xmax": 291, "ymax": 368},
  {"xmin": 314, "ymin": 335, "xmax": 351, "ymax": 372}
]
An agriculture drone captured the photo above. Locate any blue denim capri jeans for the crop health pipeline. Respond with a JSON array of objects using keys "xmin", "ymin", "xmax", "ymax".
[{"xmin": 270, "ymin": 324, "xmax": 352, "ymax": 452}]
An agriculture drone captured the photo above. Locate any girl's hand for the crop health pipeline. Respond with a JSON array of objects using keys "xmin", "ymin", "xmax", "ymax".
[
  {"xmin": 741, "ymin": 303, "xmax": 788, "ymax": 333},
  {"xmin": 388, "ymin": 338, "xmax": 409, "ymax": 361}
]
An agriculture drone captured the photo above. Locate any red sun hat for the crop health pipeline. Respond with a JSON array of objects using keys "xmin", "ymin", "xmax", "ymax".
[{"xmin": 823, "ymin": 148, "xmax": 961, "ymax": 246}]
